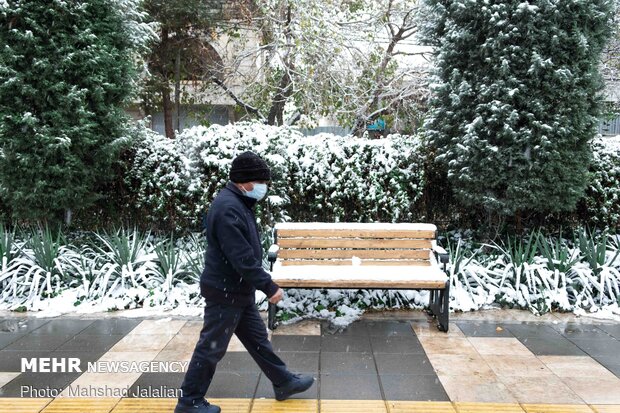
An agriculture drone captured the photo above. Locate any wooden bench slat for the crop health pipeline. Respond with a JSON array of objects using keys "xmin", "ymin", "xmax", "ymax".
[
  {"xmin": 277, "ymin": 229, "xmax": 436, "ymax": 239},
  {"xmin": 279, "ymin": 249, "xmax": 430, "ymax": 260},
  {"xmin": 280, "ymin": 259, "xmax": 431, "ymax": 266},
  {"xmin": 278, "ymin": 238, "xmax": 432, "ymax": 249},
  {"xmin": 273, "ymin": 279, "xmax": 446, "ymax": 289}
]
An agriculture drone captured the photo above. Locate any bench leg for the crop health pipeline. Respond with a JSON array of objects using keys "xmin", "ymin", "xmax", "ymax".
[
  {"xmin": 268, "ymin": 302, "xmax": 277, "ymax": 330},
  {"xmin": 427, "ymin": 284, "xmax": 450, "ymax": 333},
  {"xmin": 437, "ymin": 281, "xmax": 450, "ymax": 332}
]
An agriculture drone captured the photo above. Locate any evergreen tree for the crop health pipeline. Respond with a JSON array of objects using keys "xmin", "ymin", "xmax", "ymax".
[
  {"xmin": 420, "ymin": 0, "xmax": 614, "ymax": 221},
  {"xmin": 0, "ymin": 0, "xmax": 139, "ymax": 224}
]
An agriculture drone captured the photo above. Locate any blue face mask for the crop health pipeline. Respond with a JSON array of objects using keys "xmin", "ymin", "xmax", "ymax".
[{"xmin": 243, "ymin": 183, "xmax": 268, "ymax": 201}]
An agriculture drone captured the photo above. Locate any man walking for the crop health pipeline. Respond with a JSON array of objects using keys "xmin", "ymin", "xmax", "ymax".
[{"xmin": 174, "ymin": 151, "xmax": 314, "ymax": 413}]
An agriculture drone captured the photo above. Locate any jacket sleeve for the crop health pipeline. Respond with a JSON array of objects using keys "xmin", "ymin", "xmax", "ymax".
[{"xmin": 214, "ymin": 208, "xmax": 280, "ymax": 298}]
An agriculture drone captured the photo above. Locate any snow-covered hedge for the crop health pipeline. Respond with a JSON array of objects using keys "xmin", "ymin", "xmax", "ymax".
[
  {"xmin": 1, "ymin": 225, "xmax": 619, "ymax": 323},
  {"xmin": 578, "ymin": 136, "xmax": 620, "ymax": 228},
  {"xmin": 125, "ymin": 122, "xmax": 426, "ymax": 233}
]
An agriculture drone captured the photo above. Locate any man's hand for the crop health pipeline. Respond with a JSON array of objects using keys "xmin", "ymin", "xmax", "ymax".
[{"xmin": 269, "ymin": 288, "xmax": 284, "ymax": 304}]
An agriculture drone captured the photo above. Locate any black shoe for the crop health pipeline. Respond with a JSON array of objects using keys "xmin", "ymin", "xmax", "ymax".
[
  {"xmin": 273, "ymin": 373, "xmax": 315, "ymax": 401},
  {"xmin": 174, "ymin": 400, "xmax": 221, "ymax": 413}
]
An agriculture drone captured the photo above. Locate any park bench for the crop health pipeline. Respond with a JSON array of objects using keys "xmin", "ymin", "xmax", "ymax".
[{"xmin": 266, "ymin": 223, "xmax": 450, "ymax": 332}]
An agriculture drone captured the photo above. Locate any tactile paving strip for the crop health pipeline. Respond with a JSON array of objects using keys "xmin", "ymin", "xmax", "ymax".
[
  {"xmin": 250, "ymin": 399, "xmax": 318, "ymax": 412},
  {"xmin": 321, "ymin": 399, "xmax": 387, "ymax": 413},
  {"xmin": 0, "ymin": 398, "xmax": 52, "ymax": 413},
  {"xmin": 455, "ymin": 403, "xmax": 525, "ymax": 413},
  {"xmin": 41, "ymin": 398, "xmax": 119, "ymax": 413},
  {"xmin": 522, "ymin": 405, "xmax": 595, "ymax": 413},
  {"xmin": 388, "ymin": 401, "xmax": 456, "ymax": 413}
]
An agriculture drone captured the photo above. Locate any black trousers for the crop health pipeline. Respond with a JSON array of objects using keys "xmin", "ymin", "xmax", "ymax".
[{"xmin": 178, "ymin": 301, "xmax": 292, "ymax": 405}]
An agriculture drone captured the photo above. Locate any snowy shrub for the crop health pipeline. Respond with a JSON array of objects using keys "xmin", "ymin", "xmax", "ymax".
[
  {"xmin": 123, "ymin": 122, "xmax": 426, "ymax": 233},
  {"xmin": 578, "ymin": 136, "xmax": 620, "ymax": 229},
  {"xmin": 126, "ymin": 127, "xmax": 203, "ymax": 231}
]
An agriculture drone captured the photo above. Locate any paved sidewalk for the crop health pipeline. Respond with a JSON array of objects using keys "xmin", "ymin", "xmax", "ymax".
[{"xmin": 0, "ymin": 310, "xmax": 619, "ymax": 412}]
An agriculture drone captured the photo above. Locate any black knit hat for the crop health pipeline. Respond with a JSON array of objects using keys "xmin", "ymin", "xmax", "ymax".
[{"xmin": 229, "ymin": 151, "xmax": 271, "ymax": 183}]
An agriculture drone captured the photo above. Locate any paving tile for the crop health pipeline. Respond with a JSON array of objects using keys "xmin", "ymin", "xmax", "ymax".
[
  {"xmin": 380, "ymin": 374, "xmax": 449, "ymax": 401},
  {"xmin": 271, "ymin": 335, "xmax": 320, "ymax": 352},
  {"xmin": 227, "ymin": 334, "xmax": 250, "ymax": 352},
  {"xmin": 97, "ymin": 351, "xmax": 160, "ymax": 363},
  {"xmin": 553, "ymin": 324, "xmax": 613, "ymax": 339},
  {"xmin": 468, "ymin": 338, "xmax": 532, "ymax": 356},
  {"xmin": 218, "ymin": 352, "xmax": 261, "ymax": 373},
  {"xmin": 456, "ymin": 322, "xmax": 514, "ymax": 337},
  {"xmin": 517, "ymin": 337, "xmax": 587, "ymax": 356},
  {"xmin": 321, "ymin": 399, "xmax": 386, "ymax": 412},
  {"xmin": 437, "ymin": 375, "xmax": 518, "ymax": 403},
  {"xmin": 272, "ymin": 320, "xmax": 321, "ymax": 336},
  {"xmin": 454, "ymin": 402, "xmax": 524, "ymax": 412},
  {"xmin": 505, "ymin": 323, "xmax": 564, "ymax": 338},
  {"xmin": 483, "ymin": 355, "xmax": 554, "ymax": 377},
  {"xmin": 0, "ymin": 334, "xmax": 25, "ymax": 350},
  {"xmin": 593, "ymin": 356, "xmax": 620, "ymax": 378},
  {"xmin": 0, "ymin": 397, "xmax": 52, "ymax": 413},
  {"xmin": 3, "ymin": 335, "xmax": 74, "ymax": 352},
  {"xmin": 0, "ymin": 319, "xmax": 50, "ymax": 334},
  {"xmin": 207, "ymin": 372, "xmax": 260, "ymax": 398},
  {"xmin": 387, "ymin": 401, "xmax": 456, "ymax": 413},
  {"xmin": 319, "ymin": 373, "xmax": 382, "ymax": 400},
  {"xmin": 426, "ymin": 354, "xmax": 494, "ymax": 376},
  {"xmin": 591, "ymin": 406, "xmax": 620, "ymax": 413},
  {"xmin": 365, "ymin": 321, "xmax": 416, "ymax": 337},
  {"xmin": 56, "ymin": 334, "xmax": 125, "ymax": 353},
  {"xmin": 596, "ymin": 324, "xmax": 620, "ymax": 340},
  {"xmin": 0, "ymin": 350, "xmax": 53, "ymax": 372},
  {"xmin": 40, "ymin": 398, "xmax": 119, "ymax": 413},
  {"xmin": 0, "ymin": 372, "xmax": 81, "ymax": 397},
  {"xmin": 411, "ymin": 321, "xmax": 465, "ymax": 338},
  {"xmin": 370, "ymin": 336, "xmax": 425, "ymax": 354},
  {"xmin": 108, "ymin": 333, "xmax": 175, "ymax": 352},
  {"xmin": 126, "ymin": 320, "xmax": 186, "ymax": 336},
  {"xmin": 30, "ymin": 320, "xmax": 93, "ymax": 336},
  {"xmin": 322, "ymin": 321, "xmax": 369, "ymax": 337},
  {"xmin": 521, "ymin": 404, "xmax": 594, "ymax": 413},
  {"xmin": 374, "ymin": 353, "xmax": 436, "ymax": 375},
  {"xmin": 321, "ymin": 335, "xmax": 371, "ymax": 353},
  {"xmin": 569, "ymin": 338, "xmax": 620, "ymax": 357},
  {"xmin": 74, "ymin": 319, "xmax": 140, "ymax": 336},
  {"xmin": 254, "ymin": 372, "xmax": 317, "ymax": 399},
  {"xmin": 161, "ymin": 335, "xmax": 196, "ymax": 353},
  {"xmin": 60, "ymin": 372, "xmax": 142, "ymax": 397},
  {"xmin": 498, "ymin": 375, "xmax": 584, "ymax": 404},
  {"xmin": 176, "ymin": 321, "xmax": 202, "ymax": 338},
  {"xmin": 153, "ymin": 350, "xmax": 193, "ymax": 365},
  {"xmin": 561, "ymin": 375, "xmax": 620, "ymax": 404},
  {"xmin": 417, "ymin": 337, "xmax": 479, "ymax": 356},
  {"xmin": 320, "ymin": 352, "xmax": 377, "ymax": 374},
  {"xmin": 276, "ymin": 351, "xmax": 319, "ymax": 374},
  {"xmin": 0, "ymin": 372, "xmax": 19, "ymax": 388},
  {"xmin": 251, "ymin": 399, "xmax": 317, "ymax": 413},
  {"xmin": 538, "ymin": 356, "xmax": 617, "ymax": 378},
  {"xmin": 126, "ymin": 373, "xmax": 183, "ymax": 398}
]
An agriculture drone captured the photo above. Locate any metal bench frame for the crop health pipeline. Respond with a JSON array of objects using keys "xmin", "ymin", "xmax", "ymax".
[{"xmin": 266, "ymin": 226, "xmax": 450, "ymax": 332}]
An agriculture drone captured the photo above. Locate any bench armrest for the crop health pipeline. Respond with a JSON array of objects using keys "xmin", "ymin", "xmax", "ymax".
[
  {"xmin": 431, "ymin": 241, "xmax": 449, "ymax": 264},
  {"xmin": 268, "ymin": 244, "xmax": 279, "ymax": 263}
]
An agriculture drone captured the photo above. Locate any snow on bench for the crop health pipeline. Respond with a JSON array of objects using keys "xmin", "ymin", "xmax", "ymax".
[{"xmin": 267, "ymin": 222, "xmax": 450, "ymax": 331}]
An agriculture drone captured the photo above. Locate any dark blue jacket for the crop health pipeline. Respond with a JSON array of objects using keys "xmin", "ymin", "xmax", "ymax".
[{"xmin": 200, "ymin": 181, "xmax": 279, "ymax": 306}]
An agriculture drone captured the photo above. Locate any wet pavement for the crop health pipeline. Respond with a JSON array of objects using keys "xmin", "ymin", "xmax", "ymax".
[{"xmin": 0, "ymin": 310, "xmax": 619, "ymax": 412}]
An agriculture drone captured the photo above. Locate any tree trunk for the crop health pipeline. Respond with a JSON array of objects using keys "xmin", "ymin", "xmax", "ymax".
[
  {"xmin": 174, "ymin": 47, "xmax": 181, "ymax": 133},
  {"xmin": 267, "ymin": 71, "xmax": 292, "ymax": 126},
  {"xmin": 160, "ymin": 27, "xmax": 175, "ymax": 139},
  {"xmin": 162, "ymin": 86, "xmax": 175, "ymax": 139}
]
